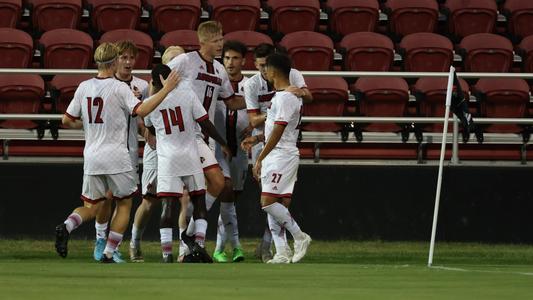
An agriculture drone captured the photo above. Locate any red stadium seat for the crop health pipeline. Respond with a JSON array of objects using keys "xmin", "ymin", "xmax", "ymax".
[
  {"xmin": 385, "ymin": 0, "xmax": 439, "ymax": 39},
  {"xmin": 49, "ymin": 75, "xmax": 92, "ymax": 114},
  {"xmin": 518, "ymin": 35, "xmax": 533, "ymax": 72},
  {"xmin": 338, "ymin": 32, "xmax": 394, "ymax": 71},
  {"xmin": 458, "ymin": 33, "xmax": 514, "ymax": 72},
  {"xmin": 444, "ymin": 0, "xmax": 497, "ymax": 39},
  {"xmin": 209, "ymin": 0, "xmax": 260, "ymax": 33},
  {"xmin": 473, "ymin": 78, "xmax": 531, "ymax": 134},
  {"xmin": 159, "ymin": 29, "xmax": 199, "ymax": 52},
  {"xmin": 503, "ymin": 0, "xmax": 533, "ymax": 40},
  {"xmin": 39, "ymin": 28, "xmax": 93, "ymax": 68},
  {"xmin": 0, "ymin": 75, "xmax": 45, "ymax": 129},
  {"xmin": 100, "ymin": 29, "xmax": 154, "ymax": 69},
  {"xmin": 145, "ymin": 0, "xmax": 201, "ymax": 33},
  {"xmin": 279, "ymin": 31, "xmax": 334, "ymax": 71},
  {"xmin": 351, "ymin": 77, "xmax": 410, "ymax": 136},
  {"xmin": 86, "ymin": 0, "xmax": 141, "ymax": 33},
  {"xmin": 0, "ymin": 28, "xmax": 33, "ymax": 68},
  {"xmin": 224, "ymin": 30, "xmax": 272, "ymax": 70},
  {"xmin": 325, "ymin": 0, "xmax": 379, "ymax": 38},
  {"xmin": 399, "ymin": 32, "xmax": 453, "ymax": 72},
  {"xmin": 0, "ymin": 0, "xmax": 21, "ymax": 28},
  {"xmin": 266, "ymin": 0, "xmax": 320, "ymax": 35},
  {"xmin": 29, "ymin": 0, "xmax": 81, "ymax": 33},
  {"xmin": 301, "ymin": 76, "xmax": 348, "ymax": 132}
]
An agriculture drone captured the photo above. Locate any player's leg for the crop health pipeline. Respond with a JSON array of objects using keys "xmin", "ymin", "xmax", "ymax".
[
  {"xmin": 213, "ymin": 178, "xmax": 232, "ymax": 262},
  {"xmin": 226, "ymin": 155, "xmax": 248, "ymax": 262},
  {"xmin": 177, "ymin": 190, "xmax": 191, "ymax": 262},
  {"xmin": 93, "ymin": 195, "xmax": 112, "ymax": 261},
  {"xmin": 159, "ymin": 195, "xmax": 178, "ymax": 263}
]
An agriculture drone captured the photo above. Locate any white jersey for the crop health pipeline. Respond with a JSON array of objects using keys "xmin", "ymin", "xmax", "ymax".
[
  {"xmin": 145, "ymin": 84, "xmax": 208, "ymax": 176},
  {"xmin": 265, "ymin": 91, "xmax": 302, "ymax": 157},
  {"xmin": 66, "ymin": 77, "xmax": 141, "ymax": 175},
  {"xmin": 167, "ymin": 51, "xmax": 235, "ymax": 140}
]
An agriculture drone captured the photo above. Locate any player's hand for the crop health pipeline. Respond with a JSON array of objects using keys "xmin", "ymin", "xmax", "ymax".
[
  {"xmin": 253, "ymin": 160, "xmax": 262, "ymax": 182},
  {"xmin": 221, "ymin": 144, "xmax": 233, "ymax": 162},
  {"xmin": 286, "ymin": 85, "xmax": 303, "ymax": 97},
  {"xmin": 160, "ymin": 70, "xmax": 180, "ymax": 91},
  {"xmin": 241, "ymin": 135, "xmax": 257, "ymax": 152},
  {"xmin": 240, "ymin": 125, "xmax": 253, "ymax": 140},
  {"xmin": 132, "ymin": 86, "xmax": 142, "ymax": 99},
  {"xmin": 144, "ymin": 129, "xmax": 156, "ymax": 149}
]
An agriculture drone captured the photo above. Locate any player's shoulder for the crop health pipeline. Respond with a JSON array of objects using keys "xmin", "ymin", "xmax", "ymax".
[{"xmin": 132, "ymin": 76, "xmax": 149, "ymax": 87}]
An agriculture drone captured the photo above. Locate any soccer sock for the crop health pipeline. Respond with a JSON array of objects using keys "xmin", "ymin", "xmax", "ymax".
[
  {"xmin": 268, "ymin": 214, "xmax": 289, "ymax": 255},
  {"xmin": 215, "ymin": 214, "xmax": 226, "ymax": 252},
  {"xmin": 130, "ymin": 224, "xmax": 144, "ymax": 249},
  {"xmin": 104, "ymin": 231, "xmax": 123, "ymax": 257},
  {"xmin": 262, "ymin": 224, "xmax": 273, "ymax": 251},
  {"xmin": 262, "ymin": 203, "xmax": 305, "ymax": 240},
  {"xmin": 194, "ymin": 219, "xmax": 208, "ymax": 248},
  {"xmin": 160, "ymin": 228, "xmax": 173, "ymax": 257},
  {"xmin": 64, "ymin": 213, "xmax": 82, "ymax": 233},
  {"xmin": 186, "ymin": 217, "xmax": 195, "ymax": 236},
  {"xmin": 178, "ymin": 228, "xmax": 188, "ymax": 256},
  {"xmin": 220, "ymin": 202, "xmax": 240, "ymax": 249},
  {"xmin": 95, "ymin": 221, "xmax": 108, "ymax": 240},
  {"xmin": 205, "ymin": 192, "xmax": 216, "ymax": 211}
]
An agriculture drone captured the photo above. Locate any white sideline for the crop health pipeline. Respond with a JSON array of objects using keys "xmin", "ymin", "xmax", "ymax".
[{"xmin": 430, "ymin": 265, "xmax": 533, "ymax": 277}]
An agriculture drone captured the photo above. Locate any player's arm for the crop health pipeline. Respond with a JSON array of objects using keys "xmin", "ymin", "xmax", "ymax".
[
  {"xmin": 286, "ymin": 85, "xmax": 313, "ymax": 104},
  {"xmin": 241, "ymin": 133, "xmax": 264, "ymax": 152},
  {"xmin": 198, "ymin": 118, "xmax": 233, "ymax": 158},
  {"xmin": 134, "ymin": 71, "xmax": 180, "ymax": 117},
  {"xmin": 253, "ymin": 125, "xmax": 284, "ymax": 180},
  {"xmin": 247, "ymin": 111, "xmax": 266, "ymax": 128},
  {"xmin": 62, "ymin": 114, "xmax": 83, "ymax": 129}
]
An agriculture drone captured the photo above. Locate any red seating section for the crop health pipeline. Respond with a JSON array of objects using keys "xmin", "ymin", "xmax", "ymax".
[
  {"xmin": 459, "ymin": 33, "xmax": 514, "ymax": 72},
  {"xmin": 0, "ymin": 0, "xmax": 21, "ymax": 28},
  {"xmin": 0, "ymin": 74, "xmax": 45, "ymax": 129},
  {"xmin": 279, "ymin": 31, "xmax": 334, "ymax": 71},
  {"xmin": 386, "ymin": 0, "xmax": 439, "ymax": 38},
  {"xmin": 100, "ymin": 29, "xmax": 154, "ymax": 69},
  {"xmin": 325, "ymin": 0, "xmax": 379, "ymax": 37},
  {"xmin": 224, "ymin": 30, "xmax": 272, "ymax": 70},
  {"xmin": 339, "ymin": 32, "xmax": 394, "ymax": 71},
  {"xmin": 0, "ymin": 28, "xmax": 33, "ymax": 68},
  {"xmin": 444, "ymin": 0, "xmax": 497, "ymax": 39},
  {"xmin": 39, "ymin": 28, "xmax": 93, "ymax": 68},
  {"xmin": 518, "ymin": 35, "xmax": 533, "ymax": 72},
  {"xmin": 49, "ymin": 75, "xmax": 92, "ymax": 114},
  {"xmin": 86, "ymin": 0, "xmax": 141, "ymax": 34},
  {"xmin": 266, "ymin": 0, "xmax": 320, "ymax": 35},
  {"xmin": 159, "ymin": 29, "xmax": 200, "ymax": 52},
  {"xmin": 210, "ymin": 0, "xmax": 260, "ymax": 33},
  {"xmin": 399, "ymin": 32, "xmax": 453, "ymax": 72},
  {"xmin": 145, "ymin": 0, "xmax": 200, "ymax": 33},
  {"xmin": 29, "ymin": 0, "xmax": 81, "ymax": 33},
  {"xmin": 503, "ymin": 0, "xmax": 533, "ymax": 40}
]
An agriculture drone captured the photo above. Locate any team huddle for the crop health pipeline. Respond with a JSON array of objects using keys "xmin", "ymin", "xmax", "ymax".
[{"xmin": 54, "ymin": 21, "xmax": 312, "ymax": 264}]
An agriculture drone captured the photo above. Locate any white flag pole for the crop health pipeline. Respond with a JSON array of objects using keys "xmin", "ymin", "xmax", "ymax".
[{"xmin": 428, "ymin": 65, "xmax": 456, "ymax": 267}]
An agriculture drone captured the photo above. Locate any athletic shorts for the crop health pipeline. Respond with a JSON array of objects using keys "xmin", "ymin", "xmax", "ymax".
[
  {"xmin": 260, "ymin": 151, "xmax": 299, "ymax": 198},
  {"xmin": 251, "ymin": 142, "xmax": 264, "ymax": 166},
  {"xmin": 216, "ymin": 144, "xmax": 249, "ymax": 191},
  {"xmin": 157, "ymin": 172, "xmax": 206, "ymax": 198},
  {"xmin": 141, "ymin": 168, "xmax": 157, "ymax": 197},
  {"xmin": 197, "ymin": 138, "xmax": 219, "ymax": 171},
  {"xmin": 81, "ymin": 170, "xmax": 138, "ymax": 204}
]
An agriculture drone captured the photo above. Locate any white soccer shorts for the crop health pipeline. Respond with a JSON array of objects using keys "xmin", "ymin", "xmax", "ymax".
[
  {"xmin": 81, "ymin": 170, "xmax": 138, "ymax": 203},
  {"xmin": 260, "ymin": 151, "xmax": 299, "ymax": 198},
  {"xmin": 157, "ymin": 172, "xmax": 206, "ymax": 198},
  {"xmin": 197, "ymin": 138, "xmax": 219, "ymax": 171},
  {"xmin": 141, "ymin": 167, "xmax": 157, "ymax": 197}
]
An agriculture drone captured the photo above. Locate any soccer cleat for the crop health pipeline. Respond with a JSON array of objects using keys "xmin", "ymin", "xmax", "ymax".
[
  {"xmin": 291, "ymin": 233, "xmax": 312, "ymax": 263},
  {"xmin": 266, "ymin": 253, "xmax": 290, "ymax": 264},
  {"xmin": 162, "ymin": 254, "xmax": 174, "ymax": 263},
  {"xmin": 129, "ymin": 246, "xmax": 144, "ymax": 263},
  {"xmin": 181, "ymin": 232, "xmax": 213, "ymax": 263},
  {"xmin": 112, "ymin": 250, "xmax": 126, "ymax": 263},
  {"xmin": 261, "ymin": 247, "xmax": 273, "ymax": 263},
  {"xmin": 181, "ymin": 253, "xmax": 201, "ymax": 263},
  {"xmin": 255, "ymin": 241, "xmax": 273, "ymax": 263},
  {"xmin": 232, "ymin": 247, "xmax": 245, "ymax": 262},
  {"xmin": 93, "ymin": 238, "xmax": 106, "ymax": 261},
  {"xmin": 55, "ymin": 223, "xmax": 70, "ymax": 258},
  {"xmin": 100, "ymin": 254, "xmax": 116, "ymax": 264},
  {"xmin": 213, "ymin": 251, "xmax": 229, "ymax": 263}
]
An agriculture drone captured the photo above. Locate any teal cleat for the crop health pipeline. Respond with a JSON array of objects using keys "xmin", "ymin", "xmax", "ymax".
[
  {"xmin": 93, "ymin": 238, "xmax": 106, "ymax": 261},
  {"xmin": 112, "ymin": 250, "xmax": 126, "ymax": 263}
]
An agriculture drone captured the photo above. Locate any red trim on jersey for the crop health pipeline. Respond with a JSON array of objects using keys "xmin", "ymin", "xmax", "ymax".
[
  {"xmin": 157, "ymin": 192, "xmax": 183, "ymax": 198},
  {"xmin": 261, "ymin": 192, "xmax": 292, "ymax": 199},
  {"xmin": 258, "ymin": 93, "xmax": 275, "ymax": 102},
  {"xmin": 203, "ymin": 163, "xmax": 220, "ymax": 171},
  {"xmin": 65, "ymin": 112, "xmax": 80, "ymax": 121},
  {"xmin": 274, "ymin": 121, "xmax": 288, "ymax": 126},
  {"xmin": 113, "ymin": 189, "xmax": 140, "ymax": 200},
  {"xmin": 131, "ymin": 101, "xmax": 142, "ymax": 117},
  {"xmin": 247, "ymin": 109, "xmax": 260, "ymax": 113},
  {"xmin": 94, "ymin": 76, "xmax": 112, "ymax": 80},
  {"xmin": 189, "ymin": 189, "xmax": 206, "ymax": 196},
  {"xmin": 196, "ymin": 114, "xmax": 209, "ymax": 122},
  {"xmin": 80, "ymin": 195, "xmax": 106, "ymax": 204},
  {"xmin": 220, "ymin": 93, "xmax": 236, "ymax": 101}
]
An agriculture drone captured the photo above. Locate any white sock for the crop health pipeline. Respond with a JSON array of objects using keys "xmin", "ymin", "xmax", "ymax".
[
  {"xmin": 262, "ymin": 203, "xmax": 305, "ymax": 240},
  {"xmin": 130, "ymin": 224, "xmax": 144, "ymax": 249},
  {"xmin": 178, "ymin": 228, "xmax": 188, "ymax": 256},
  {"xmin": 160, "ymin": 228, "xmax": 173, "ymax": 256},
  {"xmin": 262, "ymin": 224, "xmax": 273, "ymax": 251},
  {"xmin": 194, "ymin": 219, "xmax": 208, "ymax": 247},
  {"xmin": 104, "ymin": 231, "xmax": 123, "ymax": 257},
  {"xmin": 220, "ymin": 202, "xmax": 240, "ymax": 249},
  {"xmin": 64, "ymin": 213, "xmax": 82, "ymax": 233},
  {"xmin": 268, "ymin": 214, "xmax": 289, "ymax": 255},
  {"xmin": 215, "ymin": 214, "xmax": 226, "ymax": 252},
  {"xmin": 205, "ymin": 192, "xmax": 216, "ymax": 211},
  {"xmin": 95, "ymin": 221, "xmax": 108, "ymax": 240},
  {"xmin": 186, "ymin": 217, "xmax": 195, "ymax": 236}
]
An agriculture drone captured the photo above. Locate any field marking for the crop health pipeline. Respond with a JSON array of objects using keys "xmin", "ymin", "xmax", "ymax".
[{"xmin": 430, "ymin": 265, "xmax": 533, "ymax": 276}]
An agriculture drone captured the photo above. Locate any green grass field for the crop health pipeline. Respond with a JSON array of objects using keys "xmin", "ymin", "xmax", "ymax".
[{"xmin": 1, "ymin": 239, "xmax": 533, "ymax": 299}]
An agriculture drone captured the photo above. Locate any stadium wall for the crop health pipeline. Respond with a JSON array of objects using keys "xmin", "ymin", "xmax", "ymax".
[{"xmin": 1, "ymin": 163, "xmax": 533, "ymax": 243}]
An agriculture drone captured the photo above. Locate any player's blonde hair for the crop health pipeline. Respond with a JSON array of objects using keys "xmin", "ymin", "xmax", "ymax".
[
  {"xmin": 94, "ymin": 42, "xmax": 118, "ymax": 70},
  {"xmin": 161, "ymin": 46, "xmax": 185, "ymax": 64},
  {"xmin": 197, "ymin": 21, "xmax": 223, "ymax": 43},
  {"xmin": 115, "ymin": 40, "xmax": 138, "ymax": 57}
]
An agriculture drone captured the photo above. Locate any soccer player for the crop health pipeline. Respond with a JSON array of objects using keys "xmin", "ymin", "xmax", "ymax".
[
  {"xmin": 92, "ymin": 40, "xmax": 149, "ymax": 262},
  {"xmin": 146, "ymin": 64, "xmax": 231, "ymax": 263},
  {"xmin": 242, "ymin": 43, "xmax": 312, "ymax": 262},
  {"xmin": 251, "ymin": 53, "xmax": 311, "ymax": 264},
  {"xmin": 54, "ymin": 42, "xmax": 179, "ymax": 263},
  {"xmin": 212, "ymin": 40, "xmax": 250, "ymax": 263},
  {"xmin": 128, "ymin": 45, "xmax": 186, "ymax": 262}
]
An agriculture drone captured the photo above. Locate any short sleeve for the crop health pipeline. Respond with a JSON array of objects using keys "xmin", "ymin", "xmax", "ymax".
[
  {"xmin": 218, "ymin": 69, "xmax": 235, "ymax": 101},
  {"xmin": 166, "ymin": 53, "xmax": 191, "ymax": 79},
  {"xmin": 289, "ymin": 69, "xmax": 307, "ymax": 88},
  {"xmin": 65, "ymin": 84, "xmax": 83, "ymax": 121},
  {"xmin": 192, "ymin": 93, "xmax": 208, "ymax": 122},
  {"xmin": 244, "ymin": 78, "xmax": 260, "ymax": 113},
  {"xmin": 119, "ymin": 83, "xmax": 142, "ymax": 116},
  {"xmin": 274, "ymin": 94, "xmax": 297, "ymax": 126},
  {"xmin": 144, "ymin": 113, "xmax": 153, "ymax": 127}
]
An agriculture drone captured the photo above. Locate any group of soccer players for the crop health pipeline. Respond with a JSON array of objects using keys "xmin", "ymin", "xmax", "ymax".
[{"xmin": 54, "ymin": 21, "xmax": 312, "ymax": 264}]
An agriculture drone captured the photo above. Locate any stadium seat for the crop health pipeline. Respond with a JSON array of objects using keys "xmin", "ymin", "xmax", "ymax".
[
  {"xmin": 473, "ymin": 78, "xmax": 531, "ymax": 134},
  {"xmin": 100, "ymin": 29, "xmax": 154, "ymax": 69},
  {"xmin": 324, "ymin": 0, "xmax": 379, "ymax": 38},
  {"xmin": 384, "ymin": 0, "xmax": 439, "ymax": 39},
  {"xmin": 301, "ymin": 76, "xmax": 349, "ymax": 132},
  {"xmin": 503, "ymin": 0, "xmax": 533, "ymax": 41},
  {"xmin": 351, "ymin": 77, "xmax": 410, "ymax": 139},
  {"xmin": 458, "ymin": 33, "xmax": 514, "ymax": 72},
  {"xmin": 86, "ymin": 0, "xmax": 141, "ymax": 34},
  {"xmin": 278, "ymin": 31, "xmax": 334, "ymax": 71},
  {"xmin": 224, "ymin": 30, "xmax": 272, "ymax": 70},
  {"xmin": 144, "ymin": 0, "xmax": 201, "ymax": 34},
  {"xmin": 39, "ymin": 28, "xmax": 93, "ymax": 68},
  {"xmin": 518, "ymin": 35, "xmax": 533, "ymax": 72},
  {"xmin": 49, "ymin": 75, "xmax": 92, "ymax": 114},
  {"xmin": 265, "ymin": 0, "xmax": 320, "ymax": 36},
  {"xmin": 338, "ymin": 32, "xmax": 394, "ymax": 71},
  {"xmin": 29, "ymin": 0, "xmax": 82, "ymax": 33},
  {"xmin": 443, "ymin": 0, "xmax": 497, "ymax": 40},
  {"xmin": 0, "ymin": 28, "xmax": 33, "ymax": 68},
  {"xmin": 159, "ymin": 29, "xmax": 199, "ymax": 52},
  {"xmin": 0, "ymin": 0, "xmax": 21, "ymax": 28},
  {"xmin": 209, "ymin": 0, "xmax": 260, "ymax": 33},
  {"xmin": 0, "ymin": 74, "xmax": 45, "ymax": 129},
  {"xmin": 399, "ymin": 32, "xmax": 453, "ymax": 72}
]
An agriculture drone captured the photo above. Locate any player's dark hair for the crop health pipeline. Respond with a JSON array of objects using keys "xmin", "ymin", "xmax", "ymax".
[
  {"xmin": 254, "ymin": 43, "xmax": 275, "ymax": 59},
  {"xmin": 223, "ymin": 40, "xmax": 247, "ymax": 58},
  {"xmin": 265, "ymin": 53, "xmax": 291, "ymax": 78},
  {"xmin": 151, "ymin": 64, "xmax": 171, "ymax": 90}
]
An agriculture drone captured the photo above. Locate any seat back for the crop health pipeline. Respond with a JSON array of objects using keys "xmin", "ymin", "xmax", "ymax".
[
  {"xmin": 210, "ymin": 0, "xmax": 260, "ymax": 33},
  {"xmin": 31, "ymin": 0, "xmax": 81, "ymax": 33},
  {"xmin": 339, "ymin": 32, "xmax": 394, "ymax": 71},
  {"xmin": 399, "ymin": 32, "xmax": 453, "ymax": 72},
  {"xmin": 40, "ymin": 28, "xmax": 93, "ymax": 68},
  {"xmin": 279, "ymin": 31, "xmax": 334, "ymax": 71},
  {"xmin": 49, "ymin": 75, "xmax": 92, "ymax": 114},
  {"xmin": 0, "ymin": 0, "xmax": 21, "ymax": 28},
  {"xmin": 88, "ymin": 0, "xmax": 141, "ymax": 33},
  {"xmin": 326, "ymin": 0, "xmax": 379, "ymax": 37},
  {"xmin": 503, "ymin": 0, "xmax": 533, "ymax": 40},
  {"xmin": 518, "ymin": 35, "xmax": 533, "ymax": 73},
  {"xmin": 160, "ymin": 30, "xmax": 200, "ymax": 52},
  {"xmin": 267, "ymin": 0, "xmax": 320, "ymax": 35},
  {"xmin": 386, "ymin": 0, "xmax": 438, "ymax": 38},
  {"xmin": 100, "ymin": 29, "xmax": 154, "ymax": 69},
  {"xmin": 0, "ymin": 75, "xmax": 45, "ymax": 129},
  {"xmin": 0, "ymin": 28, "xmax": 33, "ymax": 68},
  {"xmin": 224, "ymin": 30, "xmax": 273, "ymax": 70},
  {"xmin": 445, "ymin": 0, "xmax": 497, "ymax": 39},
  {"xmin": 146, "ymin": 0, "xmax": 200, "ymax": 33},
  {"xmin": 459, "ymin": 33, "xmax": 513, "ymax": 72}
]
